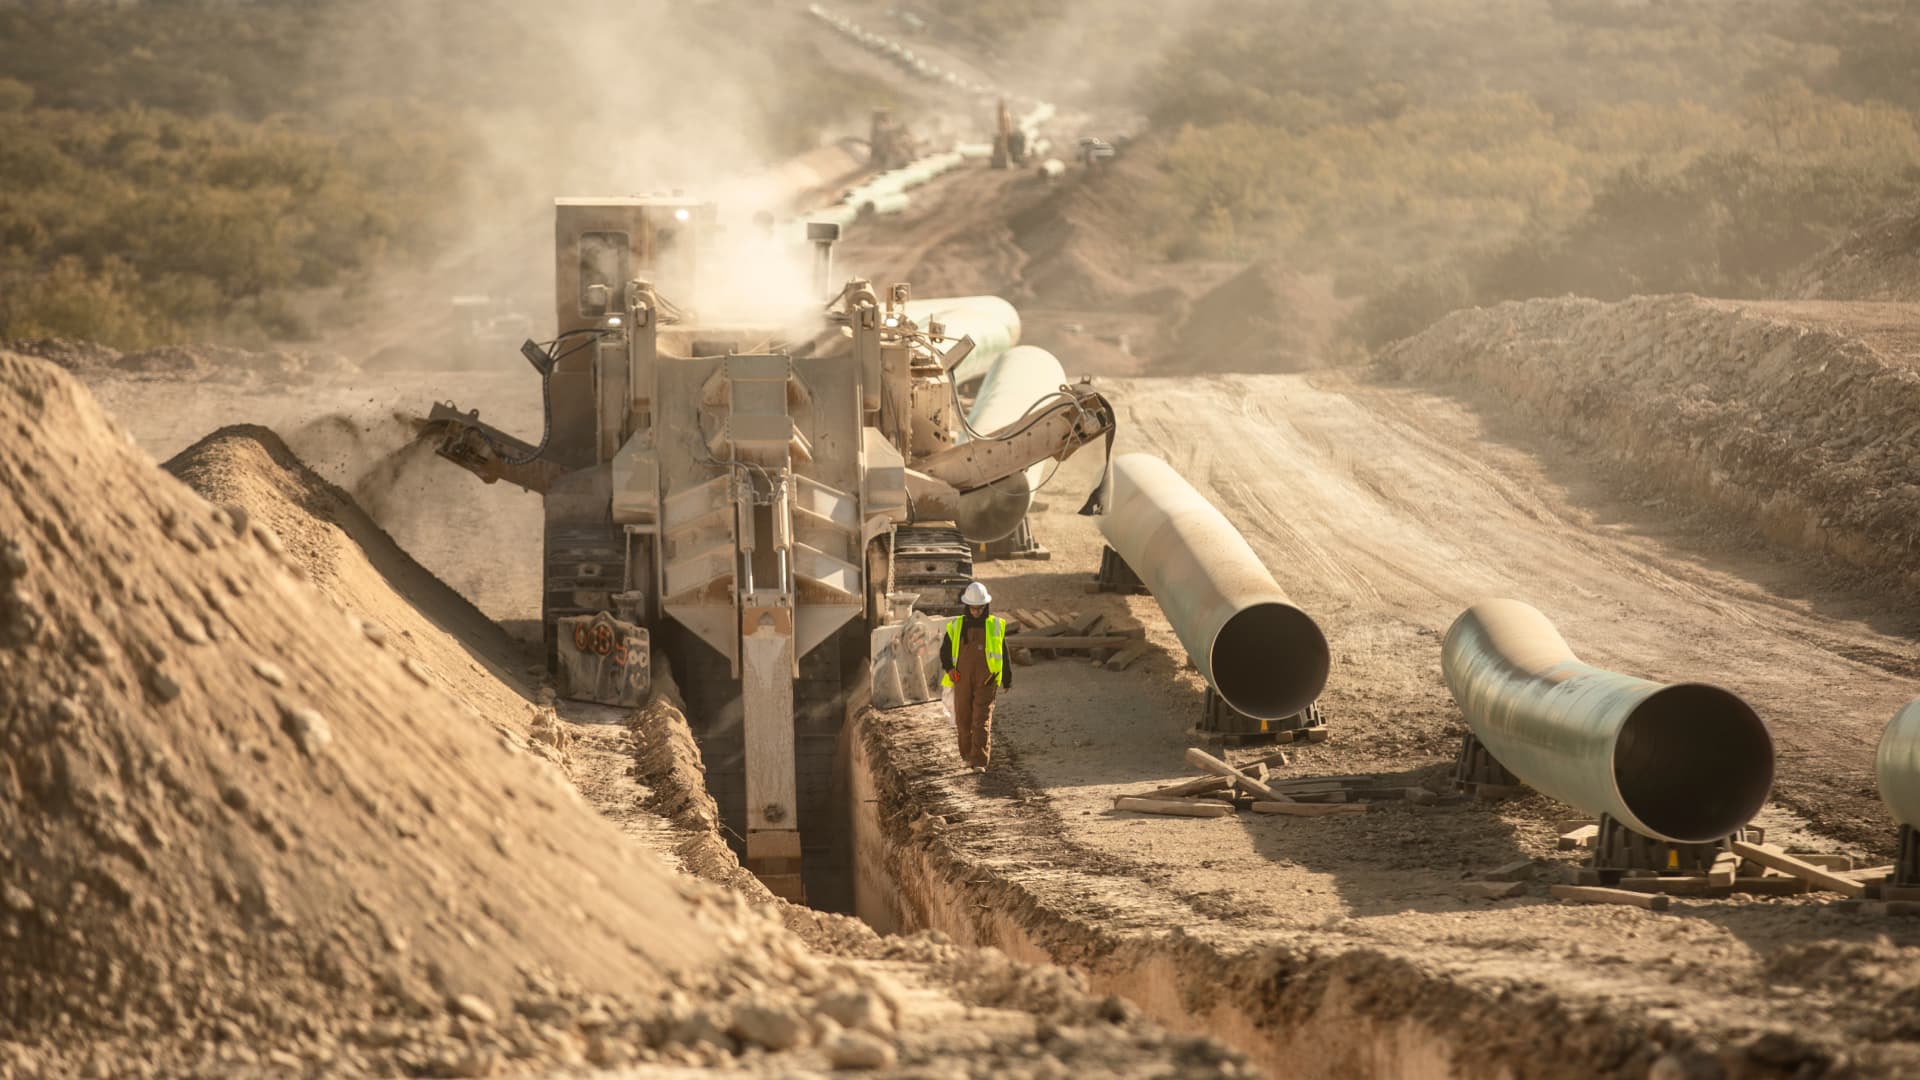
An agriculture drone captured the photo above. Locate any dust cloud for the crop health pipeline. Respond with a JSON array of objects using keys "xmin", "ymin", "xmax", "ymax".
[{"xmin": 302, "ymin": 0, "xmax": 887, "ymax": 354}]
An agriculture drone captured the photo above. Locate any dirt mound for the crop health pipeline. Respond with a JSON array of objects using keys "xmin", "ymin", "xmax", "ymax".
[
  {"xmin": 1007, "ymin": 154, "xmax": 1168, "ymax": 311},
  {"xmin": 1380, "ymin": 295, "xmax": 1920, "ymax": 592},
  {"xmin": 0, "ymin": 350, "xmax": 728, "ymax": 1071},
  {"xmin": 1794, "ymin": 200, "xmax": 1920, "ymax": 302},
  {"xmin": 3, "ymin": 338, "xmax": 123, "ymax": 372},
  {"xmin": 3, "ymin": 339, "xmax": 351, "ymax": 381},
  {"xmin": 162, "ymin": 424, "xmax": 536, "ymax": 746},
  {"xmin": 1166, "ymin": 260, "xmax": 1347, "ymax": 372}
]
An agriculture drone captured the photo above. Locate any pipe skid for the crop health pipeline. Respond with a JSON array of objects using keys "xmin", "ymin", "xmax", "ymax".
[
  {"xmin": 1442, "ymin": 599, "xmax": 1773, "ymax": 843},
  {"xmin": 955, "ymin": 345, "xmax": 1068, "ymax": 542},
  {"xmin": 1877, "ymin": 698, "xmax": 1920, "ymax": 830},
  {"xmin": 1100, "ymin": 453, "xmax": 1328, "ymax": 720}
]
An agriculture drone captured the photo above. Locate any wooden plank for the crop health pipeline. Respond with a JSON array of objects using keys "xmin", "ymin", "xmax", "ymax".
[
  {"xmin": 1708, "ymin": 851, "xmax": 1739, "ymax": 888},
  {"xmin": 1113, "ymin": 796, "xmax": 1235, "ymax": 818},
  {"xmin": 1351, "ymin": 787, "xmax": 1424, "ymax": 801},
  {"xmin": 1557, "ymin": 825, "xmax": 1599, "ymax": 851},
  {"xmin": 1729, "ymin": 841, "xmax": 1866, "ymax": 898},
  {"xmin": 1789, "ymin": 853, "xmax": 1855, "ymax": 871},
  {"xmin": 1553, "ymin": 817, "xmax": 1598, "ymax": 834},
  {"xmin": 1550, "ymin": 885, "xmax": 1671, "ymax": 911},
  {"xmin": 1005, "ymin": 634, "xmax": 1131, "ymax": 650},
  {"xmin": 1248, "ymin": 749, "xmax": 1294, "ymax": 769},
  {"xmin": 1142, "ymin": 776, "xmax": 1231, "ymax": 799},
  {"xmin": 1481, "ymin": 859, "xmax": 1535, "ymax": 882},
  {"xmin": 1461, "ymin": 881, "xmax": 1526, "ymax": 900},
  {"xmin": 1101, "ymin": 642, "xmax": 1152, "ymax": 671},
  {"xmin": 1250, "ymin": 801, "xmax": 1366, "ymax": 817},
  {"xmin": 1728, "ymin": 876, "xmax": 1810, "ymax": 896},
  {"xmin": 1185, "ymin": 747, "xmax": 1288, "ymax": 802},
  {"xmin": 1846, "ymin": 864, "xmax": 1896, "ymax": 880},
  {"xmin": 1288, "ymin": 790, "xmax": 1349, "ymax": 804},
  {"xmin": 1611, "ymin": 876, "xmax": 1714, "ymax": 895},
  {"xmin": 1063, "ymin": 611, "xmax": 1105, "ymax": 636},
  {"xmin": 1261, "ymin": 783, "xmax": 1347, "ymax": 796},
  {"xmin": 1105, "ymin": 618, "xmax": 1147, "ymax": 639},
  {"xmin": 1271, "ymin": 774, "xmax": 1373, "ymax": 788}
]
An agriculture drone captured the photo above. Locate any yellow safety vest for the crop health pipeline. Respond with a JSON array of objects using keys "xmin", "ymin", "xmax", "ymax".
[{"xmin": 941, "ymin": 615, "xmax": 1005, "ymax": 688}]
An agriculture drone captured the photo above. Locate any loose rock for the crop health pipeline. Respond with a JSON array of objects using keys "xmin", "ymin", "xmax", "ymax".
[
  {"xmin": 279, "ymin": 703, "xmax": 334, "ymax": 755},
  {"xmin": 826, "ymin": 1029, "xmax": 897, "ymax": 1070}
]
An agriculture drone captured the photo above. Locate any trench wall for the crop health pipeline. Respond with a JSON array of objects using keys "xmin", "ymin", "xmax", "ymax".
[{"xmin": 842, "ymin": 704, "xmax": 1733, "ymax": 1079}]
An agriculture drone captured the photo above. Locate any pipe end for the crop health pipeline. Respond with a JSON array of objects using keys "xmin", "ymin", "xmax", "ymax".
[
  {"xmin": 1210, "ymin": 602, "xmax": 1330, "ymax": 721},
  {"xmin": 1615, "ymin": 683, "xmax": 1773, "ymax": 843}
]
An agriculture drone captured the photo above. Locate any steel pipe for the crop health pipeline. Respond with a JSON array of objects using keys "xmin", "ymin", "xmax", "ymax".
[
  {"xmin": 1877, "ymin": 698, "xmax": 1920, "ymax": 829},
  {"xmin": 860, "ymin": 192, "xmax": 911, "ymax": 217},
  {"xmin": 904, "ymin": 295, "xmax": 1020, "ymax": 385},
  {"xmin": 1442, "ymin": 599, "xmax": 1774, "ymax": 843},
  {"xmin": 955, "ymin": 345, "xmax": 1067, "ymax": 542},
  {"xmin": 1099, "ymin": 453, "xmax": 1328, "ymax": 720}
]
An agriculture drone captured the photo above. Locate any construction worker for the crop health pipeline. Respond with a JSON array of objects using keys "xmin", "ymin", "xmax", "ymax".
[{"xmin": 941, "ymin": 581, "xmax": 1009, "ymax": 772}]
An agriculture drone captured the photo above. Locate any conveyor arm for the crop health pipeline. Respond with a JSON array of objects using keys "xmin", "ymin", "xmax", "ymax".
[{"xmin": 914, "ymin": 384, "xmax": 1114, "ymax": 495}]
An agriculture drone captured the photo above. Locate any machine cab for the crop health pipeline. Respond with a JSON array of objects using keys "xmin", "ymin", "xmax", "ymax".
[{"xmin": 553, "ymin": 197, "xmax": 715, "ymax": 338}]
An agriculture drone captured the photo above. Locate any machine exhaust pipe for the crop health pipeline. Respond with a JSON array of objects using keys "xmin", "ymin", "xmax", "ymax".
[
  {"xmin": 806, "ymin": 221, "xmax": 840, "ymax": 301},
  {"xmin": 955, "ymin": 345, "xmax": 1068, "ymax": 542},
  {"xmin": 1442, "ymin": 599, "xmax": 1774, "ymax": 843},
  {"xmin": 1099, "ymin": 453, "xmax": 1328, "ymax": 720},
  {"xmin": 1878, "ymin": 698, "xmax": 1920, "ymax": 830}
]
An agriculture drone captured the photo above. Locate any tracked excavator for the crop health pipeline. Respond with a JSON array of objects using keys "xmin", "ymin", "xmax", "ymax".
[{"xmin": 417, "ymin": 197, "xmax": 1115, "ymax": 901}]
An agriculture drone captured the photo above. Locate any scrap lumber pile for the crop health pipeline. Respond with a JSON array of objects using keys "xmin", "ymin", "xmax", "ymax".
[
  {"xmin": 1004, "ymin": 609, "xmax": 1150, "ymax": 669},
  {"xmin": 1112, "ymin": 747, "xmax": 1442, "ymax": 819},
  {"xmin": 1550, "ymin": 819, "xmax": 1887, "ymax": 903}
]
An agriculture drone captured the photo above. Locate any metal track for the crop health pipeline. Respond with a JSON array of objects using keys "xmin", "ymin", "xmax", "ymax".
[
  {"xmin": 542, "ymin": 521, "xmax": 625, "ymax": 671},
  {"xmin": 891, "ymin": 524, "xmax": 974, "ymax": 614}
]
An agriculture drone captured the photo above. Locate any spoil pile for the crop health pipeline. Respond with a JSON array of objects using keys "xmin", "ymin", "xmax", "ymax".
[
  {"xmin": 0, "ymin": 350, "xmax": 728, "ymax": 1072},
  {"xmin": 4, "ymin": 338, "xmax": 348, "ymax": 380},
  {"xmin": 162, "ymin": 425, "xmax": 536, "ymax": 748},
  {"xmin": 1167, "ymin": 260, "xmax": 1345, "ymax": 373},
  {"xmin": 1381, "ymin": 295, "xmax": 1920, "ymax": 591},
  {"xmin": 1794, "ymin": 200, "xmax": 1920, "ymax": 302},
  {"xmin": 1007, "ymin": 153, "xmax": 1166, "ymax": 311}
]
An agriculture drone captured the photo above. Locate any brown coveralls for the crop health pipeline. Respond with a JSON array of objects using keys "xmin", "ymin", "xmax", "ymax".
[{"xmin": 951, "ymin": 621, "xmax": 999, "ymax": 767}]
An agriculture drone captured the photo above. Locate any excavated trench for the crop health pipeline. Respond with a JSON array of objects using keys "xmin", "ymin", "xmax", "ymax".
[
  {"xmin": 837, "ymin": 697, "xmax": 1466, "ymax": 1078},
  {"xmin": 651, "ymin": 670, "xmax": 1606, "ymax": 1079}
]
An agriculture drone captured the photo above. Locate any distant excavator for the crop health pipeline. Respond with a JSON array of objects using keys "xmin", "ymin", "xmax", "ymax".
[
  {"xmin": 867, "ymin": 107, "xmax": 917, "ymax": 171},
  {"xmin": 416, "ymin": 198, "xmax": 1114, "ymax": 901},
  {"xmin": 991, "ymin": 99, "xmax": 1029, "ymax": 169}
]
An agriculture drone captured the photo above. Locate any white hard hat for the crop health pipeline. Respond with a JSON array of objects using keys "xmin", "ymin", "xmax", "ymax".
[{"xmin": 961, "ymin": 581, "xmax": 992, "ymax": 606}]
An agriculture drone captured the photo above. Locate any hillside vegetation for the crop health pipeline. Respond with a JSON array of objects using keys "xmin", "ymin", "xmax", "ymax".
[
  {"xmin": 980, "ymin": 0, "xmax": 1920, "ymax": 352},
  {"xmin": 0, "ymin": 0, "xmax": 890, "ymax": 348}
]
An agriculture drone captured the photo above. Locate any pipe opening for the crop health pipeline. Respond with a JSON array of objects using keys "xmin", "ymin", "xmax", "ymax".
[
  {"xmin": 1211, "ymin": 602, "xmax": 1330, "ymax": 721},
  {"xmin": 1614, "ymin": 683, "xmax": 1773, "ymax": 842}
]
